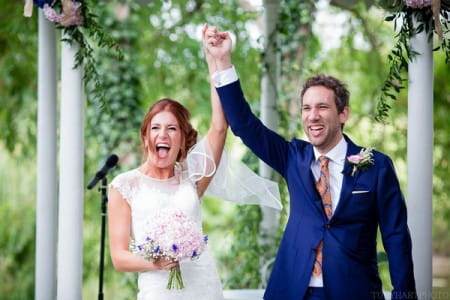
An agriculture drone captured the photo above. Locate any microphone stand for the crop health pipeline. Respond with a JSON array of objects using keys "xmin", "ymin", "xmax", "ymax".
[{"xmin": 98, "ymin": 177, "xmax": 108, "ymax": 300}]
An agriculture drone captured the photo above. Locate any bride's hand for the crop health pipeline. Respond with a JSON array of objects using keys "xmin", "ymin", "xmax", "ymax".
[{"xmin": 152, "ymin": 257, "xmax": 179, "ymax": 271}]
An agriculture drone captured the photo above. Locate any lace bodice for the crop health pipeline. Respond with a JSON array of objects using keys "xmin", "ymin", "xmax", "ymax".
[
  {"xmin": 109, "ymin": 137, "xmax": 281, "ymax": 299},
  {"xmin": 110, "ymin": 169, "xmax": 202, "ymax": 245}
]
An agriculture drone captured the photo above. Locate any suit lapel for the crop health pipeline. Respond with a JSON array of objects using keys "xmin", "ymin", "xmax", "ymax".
[
  {"xmin": 334, "ymin": 135, "xmax": 362, "ymax": 217},
  {"xmin": 298, "ymin": 144, "xmax": 325, "ymax": 216}
]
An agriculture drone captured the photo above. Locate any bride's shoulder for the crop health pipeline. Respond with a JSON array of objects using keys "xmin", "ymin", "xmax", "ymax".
[{"xmin": 110, "ymin": 168, "xmax": 141, "ymax": 187}]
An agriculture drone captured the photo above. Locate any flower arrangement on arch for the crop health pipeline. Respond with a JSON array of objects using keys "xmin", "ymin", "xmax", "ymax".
[
  {"xmin": 375, "ymin": 0, "xmax": 450, "ymax": 121},
  {"xmin": 23, "ymin": 0, "xmax": 123, "ymax": 106},
  {"xmin": 42, "ymin": 0, "xmax": 83, "ymax": 26}
]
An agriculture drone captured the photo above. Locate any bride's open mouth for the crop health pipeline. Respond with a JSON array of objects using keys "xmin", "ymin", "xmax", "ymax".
[{"xmin": 156, "ymin": 143, "xmax": 170, "ymax": 159}]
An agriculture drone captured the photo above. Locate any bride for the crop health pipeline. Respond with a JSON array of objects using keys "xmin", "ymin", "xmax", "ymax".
[{"xmin": 107, "ymin": 25, "xmax": 281, "ymax": 300}]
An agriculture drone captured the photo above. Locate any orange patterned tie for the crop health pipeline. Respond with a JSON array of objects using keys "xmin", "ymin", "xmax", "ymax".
[{"xmin": 312, "ymin": 155, "xmax": 332, "ymax": 276}]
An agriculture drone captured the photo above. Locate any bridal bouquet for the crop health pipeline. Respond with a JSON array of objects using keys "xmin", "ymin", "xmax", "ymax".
[{"xmin": 134, "ymin": 209, "xmax": 208, "ymax": 290}]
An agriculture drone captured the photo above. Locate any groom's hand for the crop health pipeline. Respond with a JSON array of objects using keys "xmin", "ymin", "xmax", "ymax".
[{"xmin": 203, "ymin": 24, "xmax": 232, "ymax": 71}]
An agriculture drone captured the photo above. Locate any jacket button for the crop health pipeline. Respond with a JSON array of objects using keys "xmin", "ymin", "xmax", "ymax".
[{"xmin": 324, "ymin": 224, "xmax": 331, "ymax": 229}]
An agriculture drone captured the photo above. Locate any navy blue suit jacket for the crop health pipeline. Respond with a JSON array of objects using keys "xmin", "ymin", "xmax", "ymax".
[{"xmin": 217, "ymin": 80, "xmax": 416, "ymax": 300}]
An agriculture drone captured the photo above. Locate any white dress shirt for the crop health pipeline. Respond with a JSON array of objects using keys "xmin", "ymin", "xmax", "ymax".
[
  {"xmin": 309, "ymin": 137, "xmax": 347, "ymax": 287},
  {"xmin": 212, "ymin": 66, "xmax": 238, "ymax": 87}
]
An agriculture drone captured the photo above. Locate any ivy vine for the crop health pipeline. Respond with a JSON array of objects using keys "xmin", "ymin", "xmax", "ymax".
[
  {"xmin": 28, "ymin": 0, "xmax": 123, "ymax": 106},
  {"xmin": 376, "ymin": 4, "xmax": 450, "ymax": 121},
  {"xmin": 62, "ymin": 2, "xmax": 123, "ymax": 106}
]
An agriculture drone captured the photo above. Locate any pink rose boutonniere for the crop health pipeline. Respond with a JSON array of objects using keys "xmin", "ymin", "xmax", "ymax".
[{"xmin": 346, "ymin": 148, "xmax": 374, "ymax": 176}]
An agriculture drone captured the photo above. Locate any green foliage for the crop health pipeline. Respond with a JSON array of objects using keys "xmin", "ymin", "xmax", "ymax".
[
  {"xmin": 221, "ymin": 205, "xmax": 263, "ymax": 288},
  {"xmin": 432, "ymin": 51, "xmax": 450, "ymax": 255},
  {"xmin": 85, "ymin": 1, "xmax": 143, "ymax": 160},
  {"xmin": 0, "ymin": 148, "xmax": 37, "ymax": 298},
  {"xmin": 0, "ymin": 202, "xmax": 35, "ymax": 299},
  {"xmin": 376, "ymin": 6, "xmax": 450, "ymax": 121},
  {"xmin": 59, "ymin": 0, "xmax": 123, "ymax": 107},
  {"xmin": 0, "ymin": 1, "xmax": 38, "ymax": 156}
]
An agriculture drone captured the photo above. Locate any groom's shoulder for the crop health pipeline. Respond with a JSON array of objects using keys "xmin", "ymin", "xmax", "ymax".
[{"xmin": 290, "ymin": 137, "xmax": 312, "ymax": 151}]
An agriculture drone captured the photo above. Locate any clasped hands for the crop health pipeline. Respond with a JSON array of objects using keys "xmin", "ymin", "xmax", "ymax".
[
  {"xmin": 152, "ymin": 257, "xmax": 179, "ymax": 271},
  {"xmin": 202, "ymin": 24, "xmax": 233, "ymax": 71}
]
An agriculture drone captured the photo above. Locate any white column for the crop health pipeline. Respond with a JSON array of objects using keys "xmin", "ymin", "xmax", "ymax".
[
  {"xmin": 259, "ymin": 0, "xmax": 281, "ymax": 238},
  {"xmin": 407, "ymin": 16, "xmax": 433, "ymax": 300},
  {"xmin": 35, "ymin": 11, "xmax": 57, "ymax": 300},
  {"xmin": 57, "ymin": 35, "xmax": 84, "ymax": 300}
]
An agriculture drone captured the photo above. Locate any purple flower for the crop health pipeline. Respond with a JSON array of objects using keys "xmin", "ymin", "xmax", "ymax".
[
  {"xmin": 43, "ymin": 4, "xmax": 62, "ymax": 23},
  {"xmin": 192, "ymin": 250, "xmax": 198, "ymax": 258},
  {"xmin": 153, "ymin": 246, "xmax": 160, "ymax": 253},
  {"xmin": 172, "ymin": 244, "xmax": 179, "ymax": 252}
]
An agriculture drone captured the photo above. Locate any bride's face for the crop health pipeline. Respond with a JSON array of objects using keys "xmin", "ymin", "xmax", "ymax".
[{"xmin": 145, "ymin": 111, "xmax": 182, "ymax": 169}]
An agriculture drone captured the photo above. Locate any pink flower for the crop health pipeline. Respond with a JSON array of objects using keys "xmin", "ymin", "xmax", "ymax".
[
  {"xmin": 346, "ymin": 148, "xmax": 374, "ymax": 176},
  {"xmin": 59, "ymin": 0, "xmax": 83, "ymax": 26},
  {"xmin": 405, "ymin": 0, "xmax": 432, "ymax": 9},
  {"xmin": 42, "ymin": 1, "xmax": 83, "ymax": 26},
  {"xmin": 347, "ymin": 153, "xmax": 364, "ymax": 164},
  {"xmin": 43, "ymin": 4, "xmax": 62, "ymax": 23}
]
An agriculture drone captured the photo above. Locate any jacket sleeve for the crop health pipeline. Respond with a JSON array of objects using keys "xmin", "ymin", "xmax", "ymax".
[
  {"xmin": 216, "ymin": 80, "xmax": 290, "ymax": 177},
  {"xmin": 376, "ymin": 156, "xmax": 417, "ymax": 300}
]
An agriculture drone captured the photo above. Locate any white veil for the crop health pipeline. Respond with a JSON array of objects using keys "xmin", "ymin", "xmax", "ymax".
[{"xmin": 181, "ymin": 137, "xmax": 282, "ymax": 211}]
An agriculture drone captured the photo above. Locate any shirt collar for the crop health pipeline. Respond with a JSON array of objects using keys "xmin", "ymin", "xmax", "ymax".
[{"xmin": 313, "ymin": 136, "xmax": 348, "ymax": 165}]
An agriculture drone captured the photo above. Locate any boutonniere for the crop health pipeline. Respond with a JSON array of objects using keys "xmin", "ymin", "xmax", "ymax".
[{"xmin": 346, "ymin": 148, "xmax": 374, "ymax": 176}]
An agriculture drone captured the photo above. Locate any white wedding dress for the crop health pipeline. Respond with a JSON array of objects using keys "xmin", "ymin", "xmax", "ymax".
[{"xmin": 110, "ymin": 137, "xmax": 281, "ymax": 300}]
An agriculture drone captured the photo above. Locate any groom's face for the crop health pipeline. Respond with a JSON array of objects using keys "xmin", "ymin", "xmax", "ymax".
[{"xmin": 301, "ymin": 86, "xmax": 349, "ymax": 153}]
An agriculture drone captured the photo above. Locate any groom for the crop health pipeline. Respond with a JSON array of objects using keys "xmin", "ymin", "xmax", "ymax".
[{"xmin": 203, "ymin": 26, "xmax": 417, "ymax": 300}]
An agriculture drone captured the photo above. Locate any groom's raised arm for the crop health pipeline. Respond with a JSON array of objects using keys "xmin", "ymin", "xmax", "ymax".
[{"xmin": 203, "ymin": 25, "xmax": 290, "ymax": 176}]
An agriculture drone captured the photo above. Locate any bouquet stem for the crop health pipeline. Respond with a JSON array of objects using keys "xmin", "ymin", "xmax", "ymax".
[{"xmin": 167, "ymin": 265, "xmax": 184, "ymax": 290}]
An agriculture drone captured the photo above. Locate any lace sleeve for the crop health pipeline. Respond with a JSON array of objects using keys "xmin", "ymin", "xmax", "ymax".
[
  {"xmin": 109, "ymin": 171, "xmax": 134, "ymax": 205},
  {"xmin": 185, "ymin": 136, "xmax": 282, "ymax": 210}
]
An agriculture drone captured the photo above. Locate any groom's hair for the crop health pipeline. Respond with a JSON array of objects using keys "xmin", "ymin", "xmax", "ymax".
[{"xmin": 300, "ymin": 74, "xmax": 350, "ymax": 113}]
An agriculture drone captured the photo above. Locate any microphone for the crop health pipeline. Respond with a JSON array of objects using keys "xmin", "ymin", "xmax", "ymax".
[{"xmin": 87, "ymin": 154, "xmax": 119, "ymax": 189}]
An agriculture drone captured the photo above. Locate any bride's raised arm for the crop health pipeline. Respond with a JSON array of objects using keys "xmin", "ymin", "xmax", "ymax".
[{"xmin": 195, "ymin": 24, "xmax": 229, "ymax": 197}]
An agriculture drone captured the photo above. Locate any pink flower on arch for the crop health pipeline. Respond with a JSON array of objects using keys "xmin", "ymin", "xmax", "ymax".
[
  {"xmin": 405, "ymin": 0, "xmax": 432, "ymax": 9},
  {"xmin": 42, "ymin": 1, "xmax": 83, "ymax": 27}
]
